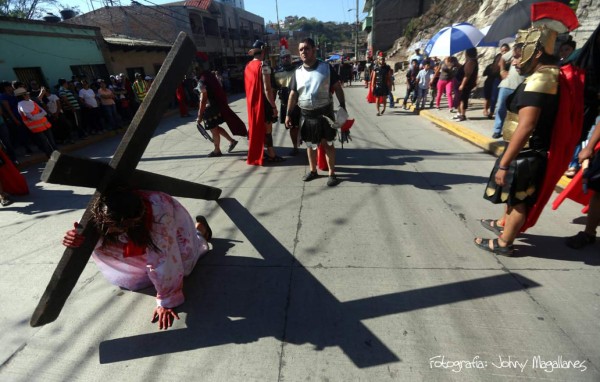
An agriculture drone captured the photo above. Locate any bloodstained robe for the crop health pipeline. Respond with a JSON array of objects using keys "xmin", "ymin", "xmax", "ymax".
[
  {"xmin": 91, "ymin": 191, "xmax": 209, "ymax": 308},
  {"xmin": 245, "ymin": 59, "xmax": 267, "ymax": 166}
]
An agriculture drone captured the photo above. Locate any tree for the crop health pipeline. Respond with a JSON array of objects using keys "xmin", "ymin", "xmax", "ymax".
[{"xmin": 0, "ymin": 0, "xmax": 79, "ymax": 20}]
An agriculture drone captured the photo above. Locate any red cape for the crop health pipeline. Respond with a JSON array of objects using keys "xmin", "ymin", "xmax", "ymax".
[
  {"xmin": 552, "ymin": 141, "xmax": 600, "ymax": 214},
  {"xmin": 0, "ymin": 149, "xmax": 28, "ymax": 195},
  {"xmin": 520, "ymin": 64, "xmax": 585, "ymax": 232},
  {"xmin": 244, "ymin": 60, "xmax": 266, "ymax": 166},
  {"xmin": 200, "ymin": 70, "xmax": 247, "ymax": 137},
  {"xmin": 366, "ymin": 78, "xmax": 376, "ymax": 103}
]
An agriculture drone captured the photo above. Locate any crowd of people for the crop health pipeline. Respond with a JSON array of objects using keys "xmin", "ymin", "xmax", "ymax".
[
  {"xmin": 359, "ymin": 12, "xmax": 599, "ymax": 255},
  {"xmin": 0, "ymin": 73, "xmax": 147, "ymax": 166},
  {"xmin": 2, "ymin": 13, "xmax": 599, "ymax": 330}
]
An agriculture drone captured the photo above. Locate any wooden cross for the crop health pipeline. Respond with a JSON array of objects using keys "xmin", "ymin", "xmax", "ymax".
[{"xmin": 30, "ymin": 32, "xmax": 221, "ymax": 327}]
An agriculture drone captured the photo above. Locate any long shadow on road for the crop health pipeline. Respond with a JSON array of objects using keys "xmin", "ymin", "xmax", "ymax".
[{"xmin": 99, "ymin": 198, "xmax": 540, "ymax": 367}]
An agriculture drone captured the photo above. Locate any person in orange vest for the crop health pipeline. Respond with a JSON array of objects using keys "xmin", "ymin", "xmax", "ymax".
[
  {"xmin": 15, "ymin": 87, "xmax": 57, "ymax": 158},
  {"xmin": 132, "ymin": 73, "xmax": 148, "ymax": 105}
]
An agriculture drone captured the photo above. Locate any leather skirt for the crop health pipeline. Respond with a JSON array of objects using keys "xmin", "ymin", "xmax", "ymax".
[{"xmin": 484, "ymin": 149, "xmax": 547, "ymax": 206}]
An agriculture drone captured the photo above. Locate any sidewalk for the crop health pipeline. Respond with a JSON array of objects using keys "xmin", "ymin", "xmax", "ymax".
[
  {"xmin": 12, "ymin": 107, "xmax": 185, "ymax": 169},
  {"xmin": 413, "ymin": 97, "xmax": 572, "ymax": 190}
]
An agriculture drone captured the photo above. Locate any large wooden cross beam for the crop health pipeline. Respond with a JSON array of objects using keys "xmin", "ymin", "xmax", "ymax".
[{"xmin": 30, "ymin": 32, "xmax": 221, "ymax": 327}]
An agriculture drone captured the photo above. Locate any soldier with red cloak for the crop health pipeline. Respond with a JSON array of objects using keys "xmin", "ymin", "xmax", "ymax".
[{"xmin": 244, "ymin": 40, "xmax": 285, "ymax": 166}]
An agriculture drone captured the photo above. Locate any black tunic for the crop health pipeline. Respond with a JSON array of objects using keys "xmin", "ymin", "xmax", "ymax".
[{"xmin": 484, "ymin": 68, "xmax": 560, "ymax": 206}]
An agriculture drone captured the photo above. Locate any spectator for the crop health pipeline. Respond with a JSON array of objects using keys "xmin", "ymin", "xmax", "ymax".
[
  {"xmin": 559, "ymin": 38, "xmax": 576, "ymax": 61},
  {"xmin": 78, "ymin": 79, "xmax": 104, "ymax": 134},
  {"xmin": 435, "ymin": 57, "xmax": 456, "ymax": 110},
  {"xmin": 410, "ymin": 48, "xmax": 424, "ymax": 67},
  {"xmin": 389, "ymin": 71, "xmax": 396, "ymax": 108},
  {"xmin": 402, "ymin": 59, "xmax": 419, "ymax": 109},
  {"xmin": 39, "ymin": 86, "xmax": 74, "ymax": 144},
  {"xmin": 97, "ymin": 79, "xmax": 120, "ymax": 130},
  {"xmin": 58, "ymin": 78, "xmax": 86, "ymax": 138},
  {"xmin": 0, "ymin": 81, "xmax": 31, "ymax": 156},
  {"xmin": 491, "ymin": 44, "xmax": 525, "ymax": 139},
  {"xmin": 482, "ymin": 51, "xmax": 503, "ymax": 118},
  {"xmin": 415, "ymin": 60, "xmax": 434, "ymax": 110},
  {"xmin": 15, "ymin": 87, "xmax": 57, "ymax": 157},
  {"xmin": 0, "ymin": 90, "xmax": 18, "ymax": 163},
  {"xmin": 564, "ymin": 24, "xmax": 599, "ymax": 177},
  {"xmin": 110, "ymin": 75, "xmax": 131, "ymax": 122},
  {"xmin": 28, "ymin": 80, "xmax": 41, "ymax": 94},
  {"xmin": 428, "ymin": 57, "xmax": 441, "ymax": 108},
  {"xmin": 452, "ymin": 47, "xmax": 478, "ymax": 122},
  {"xmin": 132, "ymin": 73, "xmax": 148, "ymax": 105}
]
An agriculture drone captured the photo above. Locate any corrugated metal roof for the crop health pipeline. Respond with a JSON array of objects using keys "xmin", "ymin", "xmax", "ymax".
[
  {"xmin": 184, "ymin": 0, "xmax": 212, "ymax": 10},
  {"xmin": 104, "ymin": 36, "xmax": 172, "ymax": 48}
]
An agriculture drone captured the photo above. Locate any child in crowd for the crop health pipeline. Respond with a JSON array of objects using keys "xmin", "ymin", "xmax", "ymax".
[{"xmin": 415, "ymin": 60, "xmax": 434, "ymax": 111}]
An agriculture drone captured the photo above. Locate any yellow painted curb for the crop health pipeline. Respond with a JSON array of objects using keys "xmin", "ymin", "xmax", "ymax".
[{"xmin": 419, "ymin": 109, "xmax": 573, "ymax": 192}]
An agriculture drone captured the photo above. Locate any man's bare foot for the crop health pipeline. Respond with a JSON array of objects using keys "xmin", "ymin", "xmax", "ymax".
[{"xmin": 195, "ymin": 215, "xmax": 212, "ymax": 241}]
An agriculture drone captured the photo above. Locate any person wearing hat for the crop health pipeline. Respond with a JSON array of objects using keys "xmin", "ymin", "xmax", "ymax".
[
  {"xmin": 39, "ymin": 85, "xmax": 75, "ymax": 144},
  {"xmin": 274, "ymin": 48, "xmax": 301, "ymax": 155},
  {"xmin": 409, "ymin": 48, "xmax": 424, "ymax": 67},
  {"xmin": 475, "ymin": 3, "xmax": 583, "ymax": 256},
  {"xmin": 132, "ymin": 72, "xmax": 148, "ymax": 104},
  {"xmin": 144, "ymin": 75, "xmax": 154, "ymax": 89},
  {"xmin": 244, "ymin": 39, "xmax": 284, "ymax": 165},
  {"xmin": 15, "ymin": 87, "xmax": 57, "ymax": 157}
]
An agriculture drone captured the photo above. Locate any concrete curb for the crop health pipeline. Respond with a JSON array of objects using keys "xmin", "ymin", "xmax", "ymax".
[
  {"xmin": 15, "ymin": 107, "xmax": 182, "ymax": 170},
  {"xmin": 418, "ymin": 108, "xmax": 572, "ymax": 191}
]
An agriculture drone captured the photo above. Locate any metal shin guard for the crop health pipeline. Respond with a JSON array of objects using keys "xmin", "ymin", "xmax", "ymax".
[{"xmin": 264, "ymin": 133, "xmax": 273, "ymax": 148}]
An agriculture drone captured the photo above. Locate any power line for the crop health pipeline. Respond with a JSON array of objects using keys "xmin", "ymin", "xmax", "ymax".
[
  {"xmin": 120, "ymin": 6, "xmax": 172, "ymax": 43},
  {"xmin": 137, "ymin": 0, "xmax": 190, "ymax": 19},
  {"xmin": 131, "ymin": 0, "xmax": 190, "ymax": 24}
]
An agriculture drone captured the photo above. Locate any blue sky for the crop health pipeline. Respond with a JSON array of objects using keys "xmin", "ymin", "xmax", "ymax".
[{"xmin": 66, "ymin": 0, "xmax": 365, "ymax": 24}]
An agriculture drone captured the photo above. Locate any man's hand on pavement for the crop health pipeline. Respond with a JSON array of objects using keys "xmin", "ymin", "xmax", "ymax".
[{"xmin": 151, "ymin": 306, "xmax": 179, "ymax": 330}]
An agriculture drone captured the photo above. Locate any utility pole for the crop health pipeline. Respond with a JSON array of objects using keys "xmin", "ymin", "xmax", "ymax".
[
  {"xmin": 355, "ymin": 0, "xmax": 359, "ymax": 60},
  {"xmin": 275, "ymin": 0, "xmax": 281, "ymax": 39}
]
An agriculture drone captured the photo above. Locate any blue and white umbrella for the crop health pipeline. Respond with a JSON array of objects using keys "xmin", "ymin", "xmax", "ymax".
[{"xmin": 425, "ymin": 22, "xmax": 484, "ymax": 57}]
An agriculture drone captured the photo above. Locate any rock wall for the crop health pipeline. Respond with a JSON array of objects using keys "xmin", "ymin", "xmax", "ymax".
[
  {"xmin": 571, "ymin": 0, "xmax": 600, "ymax": 48},
  {"xmin": 387, "ymin": 0, "xmax": 599, "ymax": 70}
]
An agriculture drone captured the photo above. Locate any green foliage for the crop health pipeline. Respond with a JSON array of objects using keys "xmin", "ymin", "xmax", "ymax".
[
  {"xmin": 403, "ymin": 18, "xmax": 418, "ymax": 41},
  {"xmin": 0, "ymin": 0, "xmax": 79, "ymax": 19},
  {"xmin": 286, "ymin": 17, "xmax": 354, "ymax": 46},
  {"xmin": 569, "ymin": 0, "xmax": 580, "ymax": 11}
]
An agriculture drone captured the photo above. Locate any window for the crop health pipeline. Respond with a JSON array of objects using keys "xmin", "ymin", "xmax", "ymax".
[
  {"xmin": 70, "ymin": 64, "xmax": 109, "ymax": 82},
  {"xmin": 13, "ymin": 67, "xmax": 46, "ymax": 89},
  {"xmin": 126, "ymin": 67, "xmax": 145, "ymax": 81}
]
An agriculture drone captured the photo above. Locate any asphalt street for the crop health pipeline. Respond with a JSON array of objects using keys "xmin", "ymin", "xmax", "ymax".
[{"xmin": 1, "ymin": 85, "xmax": 599, "ymax": 381}]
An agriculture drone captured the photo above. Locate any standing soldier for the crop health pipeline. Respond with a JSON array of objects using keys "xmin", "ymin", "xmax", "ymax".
[
  {"xmin": 244, "ymin": 40, "xmax": 284, "ymax": 165},
  {"xmin": 274, "ymin": 49, "xmax": 301, "ymax": 156},
  {"xmin": 286, "ymin": 38, "xmax": 347, "ymax": 187},
  {"xmin": 370, "ymin": 52, "xmax": 392, "ymax": 115}
]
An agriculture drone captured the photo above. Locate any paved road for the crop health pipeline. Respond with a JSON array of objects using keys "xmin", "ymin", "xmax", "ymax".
[{"xmin": 1, "ymin": 85, "xmax": 598, "ymax": 381}]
